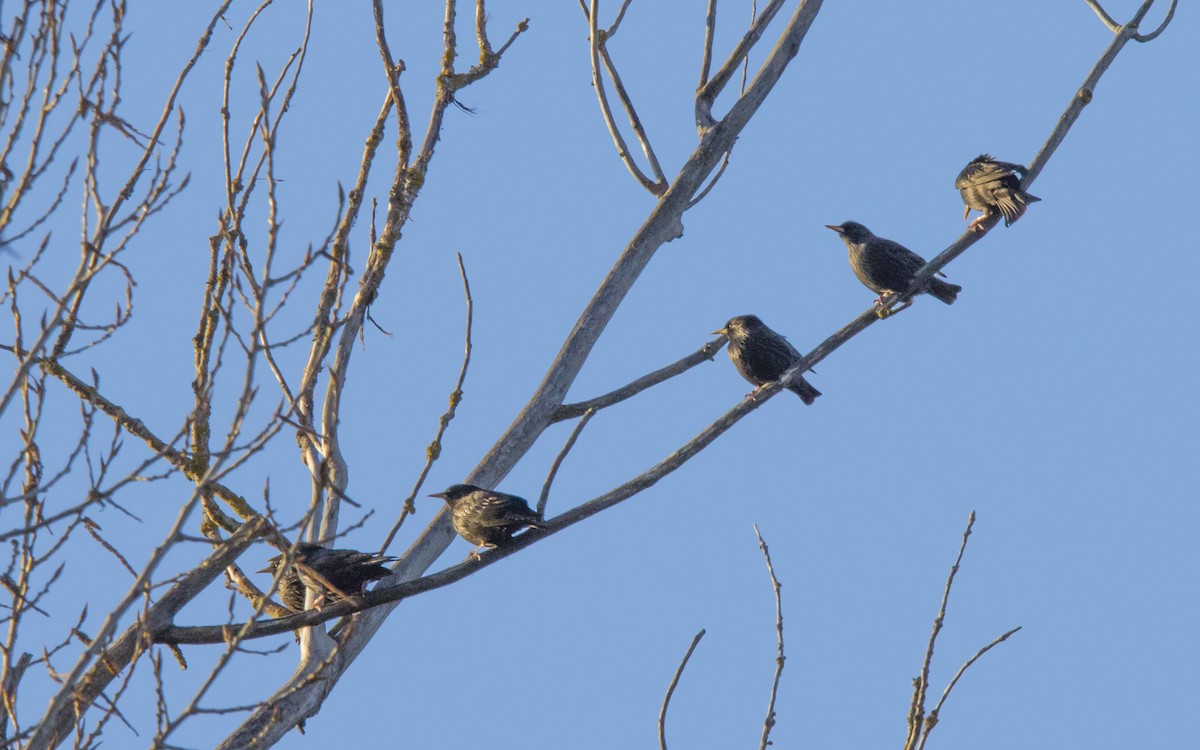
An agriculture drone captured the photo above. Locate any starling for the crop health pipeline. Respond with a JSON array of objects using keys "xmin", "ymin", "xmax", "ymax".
[
  {"xmin": 712, "ymin": 315, "xmax": 821, "ymax": 405},
  {"xmin": 259, "ymin": 543, "xmax": 394, "ymax": 611},
  {"xmin": 826, "ymin": 221, "xmax": 961, "ymax": 312},
  {"xmin": 430, "ymin": 484, "xmax": 545, "ymax": 551},
  {"xmin": 955, "ymin": 154, "xmax": 1040, "ymax": 231}
]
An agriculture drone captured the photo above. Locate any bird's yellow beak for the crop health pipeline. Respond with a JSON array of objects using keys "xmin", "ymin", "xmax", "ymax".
[{"xmin": 711, "ymin": 327, "xmax": 727, "ymax": 336}]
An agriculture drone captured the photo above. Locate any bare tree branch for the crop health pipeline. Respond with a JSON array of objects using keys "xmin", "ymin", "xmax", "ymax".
[
  {"xmin": 905, "ymin": 512, "xmax": 976, "ymax": 750},
  {"xmin": 26, "ymin": 518, "xmax": 265, "ymax": 750},
  {"xmin": 918, "ymin": 626, "xmax": 1023, "ymax": 750},
  {"xmin": 555, "ymin": 338, "xmax": 724, "ymax": 421},
  {"xmin": 658, "ymin": 629, "xmax": 705, "ymax": 750},
  {"xmin": 379, "ymin": 252, "xmax": 475, "ymax": 555},
  {"xmin": 754, "ymin": 524, "xmax": 785, "ymax": 750},
  {"xmin": 582, "ymin": 0, "xmax": 668, "ymax": 195},
  {"xmin": 537, "ymin": 408, "xmax": 597, "ymax": 517}
]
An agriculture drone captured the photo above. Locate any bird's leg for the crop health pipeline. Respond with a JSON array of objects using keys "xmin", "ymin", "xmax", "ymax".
[
  {"xmin": 967, "ymin": 211, "xmax": 992, "ymax": 232},
  {"xmin": 879, "ymin": 298, "xmax": 914, "ymax": 319},
  {"xmin": 746, "ymin": 386, "xmax": 764, "ymax": 401},
  {"xmin": 962, "ymin": 204, "xmax": 971, "ymax": 220}
]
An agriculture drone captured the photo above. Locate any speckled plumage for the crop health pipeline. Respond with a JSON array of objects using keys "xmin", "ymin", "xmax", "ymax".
[
  {"xmin": 431, "ymin": 484, "xmax": 545, "ymax": 549},
  {"xmin": 259, "ymin": 543, "xmax": 393, "ymax": 611},
  {"xmin": 826, "ymin": 221, "xmax": 961, "ymax": 306},
  {"xmin": 955, "ymin": 154, "xmax": 1040, "ymax": 230},
  {"xmin": 713, "ymin": 315, "xmax": 820, "ymax": 405}
]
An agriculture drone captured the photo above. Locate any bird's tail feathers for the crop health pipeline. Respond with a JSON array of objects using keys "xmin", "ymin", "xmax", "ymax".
[
  {"xmin": 788, "ymin": 379, "xmax": 822, "ymax": 405},
  {"xmin": 997, "ymin": 189, "xmax": 1040, "ymax": 226},
  {"xmin": 928, "ymin": 278, "xmax": 962, "ymax": 305}
]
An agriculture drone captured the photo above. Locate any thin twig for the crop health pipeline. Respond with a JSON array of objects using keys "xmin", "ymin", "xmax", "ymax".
[
  {"xmin": 555, "ymin": 338, "xmax": 723, "ymax": 421},
  {"xmin": 537, "ymin": 408, "xmax": 596, "ymax": 517},
  {"xmin": 698, "ymin": 0, "xmax": 717, "ymax": 91},
  {"xmin": 1133, "ymin": 0, "xmax": 1177, "ymax": 42},
  {"xmin": 753, "ymin": 524, "xmax": 785, "ymax": 750},
  {"xmin": 917, "ymin": 626, "xmax": 1022, "ymax": 750},
  {"xmin": 582, "ymin": 0, "xmax": 664, "ymax": 194},
  {"xmin": 379, "ymin": 253, "xmax": 474, "ymax": 555},
  {"xmin": 695, "ymin": 0, "xmax": 788, "ymax": 130},
  {"xmin": 905, "ymin": 512, "xmax": 975, "ymax": 750},
  {"xmin": 1083, "ymin": 0, "xmax": 1121, "ymax": 32},
  {"xmin": 658, "ymin": 629, "xmax": 706, "ymax": 750}
]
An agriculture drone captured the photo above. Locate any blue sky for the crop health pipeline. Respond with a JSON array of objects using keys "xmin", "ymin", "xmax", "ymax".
[{"xmin": 4, "ymin": 1, "xmax": 1197, "ymax": 748}]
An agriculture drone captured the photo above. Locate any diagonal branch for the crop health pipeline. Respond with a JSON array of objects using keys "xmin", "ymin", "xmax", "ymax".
[
  {"xmin": 877, "ymin": 0, "xmax": 1177, "ymax": 318},
  {"xmin": 555, "ymin": 338, "xmax": 724, "ymax": 421}
]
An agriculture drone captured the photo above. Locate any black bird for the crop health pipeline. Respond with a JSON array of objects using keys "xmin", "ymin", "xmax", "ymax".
[
  {"xmin": 955, "ymin": 154, "xmax": 1040, "ymax": 231},
  {"xmin": 712, "ymin": 315, "xmax": 821, "ymax": 405},
  {"xmin": 259, "ymin": 543, "xmax": 394, "ymax": 611},
  {"xmin": 430, "ymin": 484, "xmax": 545, "ymax": 552},
  {"xmin": 826, "ymin": 221, "xmax": 961, "ymax": 313}
]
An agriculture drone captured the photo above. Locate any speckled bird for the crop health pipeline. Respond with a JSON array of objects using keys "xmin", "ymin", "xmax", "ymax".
[
  {"xmin": 826, "ymin": 221, "xmax": 961, "ymax": 311},
  {"xmin": 431, "ymin": 484, "xmax": 545, "ymax": 551},
  {"xmin": 259, "ymin": 543, "xmax": 394, "ymax": 611},
  {"xmin": 955, "ymin": 154, "xmax": 1040, "ymax": 231},
  {"xmin": 712, "ymin": 315, "xmax": 821, "ymax": 405}
]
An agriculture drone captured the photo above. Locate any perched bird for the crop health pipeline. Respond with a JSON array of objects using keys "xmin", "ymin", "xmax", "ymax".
[
  {"xmin": 826, "ymin": 221, "xmax": 961, "ymax": 313},
  {"xmin": 430, "ymin": 484, "xmax": 545, "ymax": 552},
  {"xmin": 955, "ymin": 154, "xmax": 1040, "ymax": 231},
  {"xmin": 712, "ymin": 315, "xmax": 821, "ymax": 405},
  {"xmin": 259, "ymin": 543, "xmax": 394, "ymax": 611}
]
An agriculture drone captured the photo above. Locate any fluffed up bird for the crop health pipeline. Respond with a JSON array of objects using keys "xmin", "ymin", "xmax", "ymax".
[
  {"xmin": 713, "ymin": 315, "xmax": 821, "ymax": 405},
  {"xmin": 259, "ymin": 543, "xmax": 394, "ymax": 612},
  {"xmin": 955, "ymin": 154, "xmax": 1040, "ymax": 231},
  {"xmin": 431, "ymin": 484, "xmax": 545, "ymax": 553},
  {"xmin": 826, "ymin": 221, "xmax": 961, "ymax": 315}
]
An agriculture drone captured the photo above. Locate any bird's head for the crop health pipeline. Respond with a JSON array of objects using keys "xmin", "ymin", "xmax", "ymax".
[
  {"xmin": 713, "ymin": 314, "xmax": 763, "ymax": 340},
  {"xmin": 825, "ymin": 221, "xmax": 873, "ymax": 243},
  {"xmin": 430, "ymin": 484, "xmax": 479, "ymax": 505},
  {"xmin": 258, "ymin": 542, "xmax": 321, "ymax": 573}
]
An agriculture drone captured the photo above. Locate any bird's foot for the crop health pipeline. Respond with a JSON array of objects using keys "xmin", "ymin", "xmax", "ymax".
[
  {"xmin": 967, "ymin": 215, "xmax": 989, "ymax": 232},
  {"xmin": 746, "ymin": 387, "xmax": 764, "ymax": 402}
]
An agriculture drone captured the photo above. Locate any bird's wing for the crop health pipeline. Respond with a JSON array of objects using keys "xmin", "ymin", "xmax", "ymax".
[
  {"xmin": 955, "ymin": 159, "xmax": 1013, "ymax": 189},
  {"xmin": 475, "ymin": 495, "xmax": 538, "ymax": 527},
  {"xmin": 880, "ymin": 239, "xmax": 929, "ymax": 273}
]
